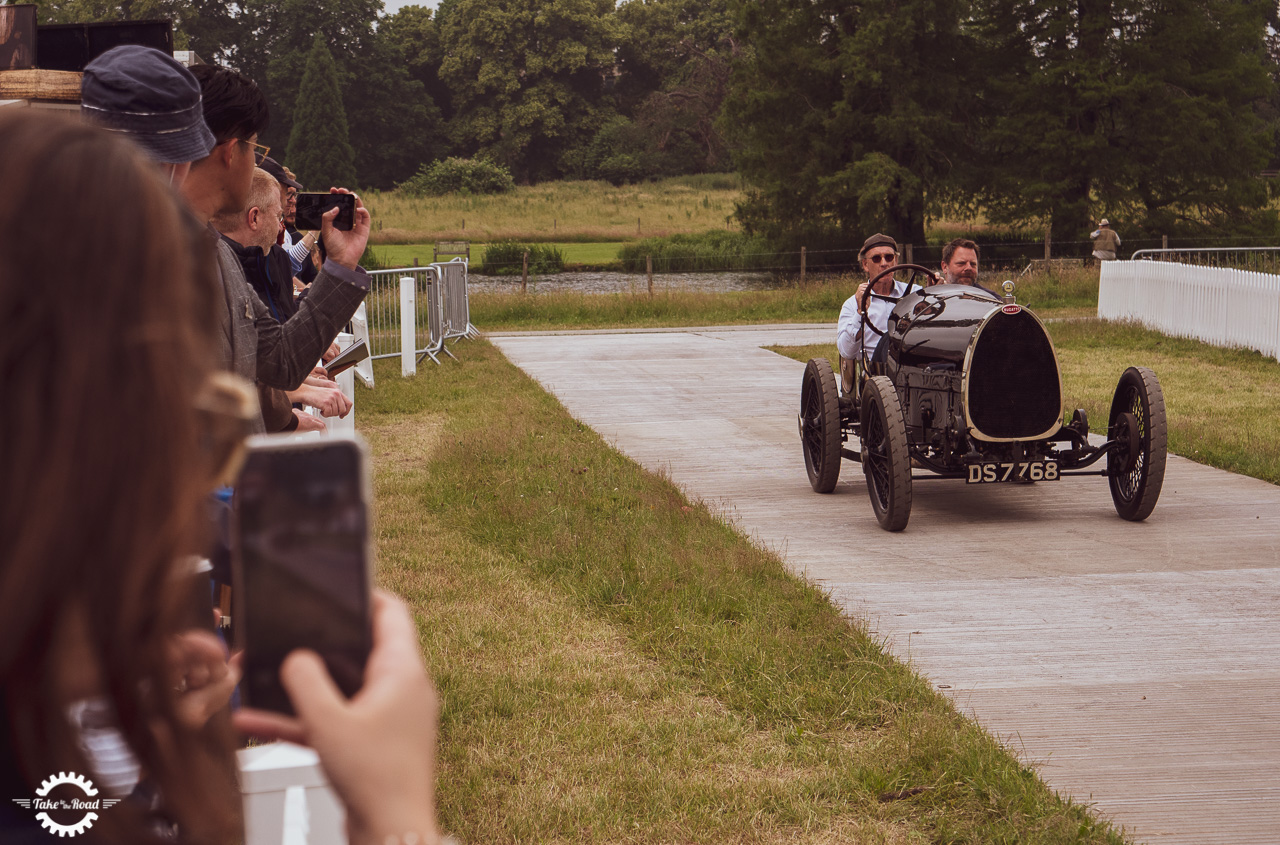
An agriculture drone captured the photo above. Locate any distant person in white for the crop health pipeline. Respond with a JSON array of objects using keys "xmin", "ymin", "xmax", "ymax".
[{"xmin": 837, "ymin": 232, "xmax": 907, "ymax": 363}]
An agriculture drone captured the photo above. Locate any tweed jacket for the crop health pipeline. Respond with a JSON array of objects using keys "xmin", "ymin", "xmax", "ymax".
[{"xmin": 211, "ymin": 234, "xmax": 369, "ymax": 430}]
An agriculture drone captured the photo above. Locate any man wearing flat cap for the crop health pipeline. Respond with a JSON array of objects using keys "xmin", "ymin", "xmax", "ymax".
[{"xmin": 837, "ymin": 233, "xmax": 907, "ymax": 377}]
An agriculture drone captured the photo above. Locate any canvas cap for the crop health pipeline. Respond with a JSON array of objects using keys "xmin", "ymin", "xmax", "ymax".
[
  {"xmin": 859, "ymin": 232, "xmax": 898, "ymax": 259},
  {"xmin": 81, "ymin": 46, "xmax": 216, "ymax": 165},
  {"xmin": 259, "ymin": 156, "xmax": 302, "ymax": 190}
]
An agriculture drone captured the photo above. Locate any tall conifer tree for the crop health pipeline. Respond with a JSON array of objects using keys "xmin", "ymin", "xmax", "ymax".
[{"xmin": 286, "ymin": 33, "xmax": 358, "ymax": 190}]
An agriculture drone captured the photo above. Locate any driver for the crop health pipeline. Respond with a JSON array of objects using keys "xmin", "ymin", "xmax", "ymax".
[{"xmin": 837, "ymin": 233, "xmax": 908, "ymax": 367}]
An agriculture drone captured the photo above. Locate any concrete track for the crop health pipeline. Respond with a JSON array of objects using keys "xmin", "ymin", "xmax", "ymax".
[{"xmin": 490, "ymin": 325, "xmax": 1280, "ymax": 844}]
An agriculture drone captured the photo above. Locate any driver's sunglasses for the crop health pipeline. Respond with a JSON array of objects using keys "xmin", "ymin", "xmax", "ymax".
[
  {"xmin": 867, "ymin": 253, "xmax": 896, "ymax": 264},
  {"xmin": 242, "ymin": 139, "xmax": 271, "ymax": 165}
]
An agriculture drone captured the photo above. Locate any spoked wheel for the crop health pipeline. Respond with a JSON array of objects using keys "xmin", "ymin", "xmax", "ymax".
[
  {"xmin": 1107, "ymin": 366, "xmax": 1168, "ymax": 521},
  {"xmin": 861, "ymin": 376, "xmax": 912, "ymax": 531},
  {"xmin": 799, "ymin": 358, "xmax": 842, "ymax": 493}
]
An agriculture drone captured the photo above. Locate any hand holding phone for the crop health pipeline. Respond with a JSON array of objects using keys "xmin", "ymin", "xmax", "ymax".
[
  {"xmin": 294, "ymin": 192, "xmax": 355, "ymax": 231},
  {"xmin": 232, "ymin": 434, "xmax": 373, "ymax": 715}
]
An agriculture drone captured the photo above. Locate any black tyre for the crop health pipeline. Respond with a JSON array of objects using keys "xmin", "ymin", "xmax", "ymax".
[
  {"xmin": 861, "ymin": 375, "xmax": 912, "ymax": 531},
  {"xmin": 799, "ymin": 358, "xmax": 842, "ymax": 493},
  {"xmin": 1108, "ymin": 366, "xmax": 1168, "ymax": 521}
]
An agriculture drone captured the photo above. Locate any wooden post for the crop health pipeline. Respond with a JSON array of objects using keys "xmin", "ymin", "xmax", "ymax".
[
  {"xmin": 646, "ymin": 255, "xmax": 653, "ymax": 297},
  {"xmin": 462, "ymin": 218, "xmax": 465, "ymax": 231},
  {"xmin": 1162, "ymin": 234, "xmax": 1169, "ymax": 251},
  {"xmin": 1044, "ymin": 223, "xmax": 1052, "ymax": 261},
  {"xmin": 638, "ymin": 217, "xmax": 642, "ymax": 235},
  {"xmin": 553, "ymin": 218, "xmax": 556, "ymax": 233},
  {"xmin": 905, "ymin": 243, "xmax": 913, "ymax": 264},
  {"xmin": 522, "ymin": 250, "xmax": 529, "ymax": 293},
  {"xmin": 800, "ymin": 246, "xmax": 807, "ymax": 283},
  {"xmin": 413, "ymin": 258, "xmax": 419, "ymax": 267}
]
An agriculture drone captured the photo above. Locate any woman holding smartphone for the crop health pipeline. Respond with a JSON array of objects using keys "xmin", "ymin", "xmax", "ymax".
[{"xmin": 0, "ymin": 109, "xmax": 443, "ymax": 845}]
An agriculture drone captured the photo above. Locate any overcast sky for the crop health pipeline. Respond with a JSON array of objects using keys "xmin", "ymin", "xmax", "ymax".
[{"xmin": 382, "ymin": 0, "xmax": 439, "ymax": 13}]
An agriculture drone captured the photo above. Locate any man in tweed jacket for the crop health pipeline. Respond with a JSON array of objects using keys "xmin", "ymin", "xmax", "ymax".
[{"xmin": 181, "ymin": 65, "xmax": 370, "ymax": 432}]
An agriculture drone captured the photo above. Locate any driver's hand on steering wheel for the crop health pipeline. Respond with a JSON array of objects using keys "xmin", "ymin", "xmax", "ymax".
[{"xmin": 855, "ymin": 281, "xmax": 870, "ymax": 314}]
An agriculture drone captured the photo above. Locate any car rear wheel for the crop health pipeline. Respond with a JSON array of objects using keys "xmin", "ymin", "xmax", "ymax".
[
  {"xmin": 1108, "ymin": 366, "xmax": 1167, "ymax": 521},
  {"xmin": 861, "ymin": 375, "xmax": 912, "ymax": 531},
  {"xmin": 799, "ymin": 358, "xmax": 842, "ymax": 493}
]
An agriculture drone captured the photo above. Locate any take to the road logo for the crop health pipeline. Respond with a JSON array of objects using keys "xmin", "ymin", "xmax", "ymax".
[{"xmin": 12, "ymin": 771, "xmax": 121, "ymax": 837}]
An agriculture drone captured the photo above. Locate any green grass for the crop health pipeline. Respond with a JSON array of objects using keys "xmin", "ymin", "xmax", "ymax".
[
  {"xmin": 769, "ymin": 319, "xmax": 1280, "ymax": 486},
  {"xmin": 359, "ymin": 345, "xmax": 1127, "ymax": 844},
  {"xmin": 363, "ymin": 175, "xmax": 743, "ymax": 245},
  {"xmin": 466, "ymin": 269, "xmax": 1100, "ymax": 331},
  {"xmin": 373, "ymin": 242, "xmax": 625, "ymax": 270}
]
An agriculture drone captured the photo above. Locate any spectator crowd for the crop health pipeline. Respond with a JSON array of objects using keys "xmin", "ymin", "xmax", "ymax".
[{"xmin": 0, "ymin": 46, "xmax": 443, "ymax": 844}]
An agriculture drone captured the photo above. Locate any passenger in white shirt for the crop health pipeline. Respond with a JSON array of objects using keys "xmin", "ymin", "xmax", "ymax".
[{"xmin": 837, "ymin": 232, "xmax": 907, "ymax": 363}]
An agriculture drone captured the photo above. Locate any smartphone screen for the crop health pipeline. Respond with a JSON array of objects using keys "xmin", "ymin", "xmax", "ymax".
[
  {"xmin": 233, "ymin": 435, "xmax": 373, "ymax": 714},
  {"xmin": 294, "ymin": 192, "xmax": 355, "ymax": 231}
]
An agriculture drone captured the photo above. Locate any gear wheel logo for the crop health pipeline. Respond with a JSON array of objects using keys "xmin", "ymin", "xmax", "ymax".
[{"xmin": 11, "ymin": 770, "xmax": 120, "ymax": 837}]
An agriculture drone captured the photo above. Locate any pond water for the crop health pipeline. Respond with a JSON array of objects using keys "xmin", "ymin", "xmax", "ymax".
[{"xmin": 467, "ymin": 270, "xmax": 786, "ymax": 295}]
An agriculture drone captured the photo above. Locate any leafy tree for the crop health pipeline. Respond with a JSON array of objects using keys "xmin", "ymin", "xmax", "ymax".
[
  {"xmin": 723, "ymin": 0, "xmax": 973, "ymax": 248},
  {"xmin": 968, "ymin": 0, "xmax": 1277, "ymax": 240},
  {"xmin": 286, "ymin": 33, "xmax": 357, "ymax": 189},
  {"xmin": 436, "ymin": 0, "xmax": 620, "ymax": 182}
]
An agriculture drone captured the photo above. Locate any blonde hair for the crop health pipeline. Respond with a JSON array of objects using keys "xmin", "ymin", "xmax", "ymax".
[{"xmin": 211, "ymin": 166, "xmax": 280, "ymax": 232}]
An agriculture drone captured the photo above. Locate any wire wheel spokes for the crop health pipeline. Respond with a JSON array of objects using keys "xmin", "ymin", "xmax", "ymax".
[
  {"xmin": 860, "ymin": 376, "xmax": 912, "ymax": 531},
  {"xmin": 1107, "ymin": 366, "xmax": 1167, "ymax": 522},
  {"xmin": 862, "ymin": 399, "xmax": 891, "ymax": 508},
  {"xmin": 799, "ymin": 358, "xmax": 842, "ymax": 493}
]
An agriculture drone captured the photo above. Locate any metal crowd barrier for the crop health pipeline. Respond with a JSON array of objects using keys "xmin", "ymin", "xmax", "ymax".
[
  {"xmin": 361, "ymin": 260, "xmax": 475, "ymax": 376},
  {"xmin": 433, "ymin": 258, "xmax": 478, "ymax": 342}
]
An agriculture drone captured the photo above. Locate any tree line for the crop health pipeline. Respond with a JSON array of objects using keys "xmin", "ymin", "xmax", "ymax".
[{"xmin": 30, "ymin": 0, "xmax": 1280, "ymax": 245}]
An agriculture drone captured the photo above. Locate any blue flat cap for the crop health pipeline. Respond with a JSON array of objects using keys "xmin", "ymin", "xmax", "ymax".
[{"xmin": 81, "ymin": 46, "xmax": 216, "ymax": 164}]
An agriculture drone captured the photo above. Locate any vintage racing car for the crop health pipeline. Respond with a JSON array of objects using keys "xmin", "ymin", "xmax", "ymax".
[{"xmin": 798, "ymin": 264, "xmax": 1167, "ymax": 531}]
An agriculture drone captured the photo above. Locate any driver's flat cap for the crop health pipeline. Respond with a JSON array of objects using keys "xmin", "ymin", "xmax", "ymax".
[{"xmin": 859, "ymin": 232, "xmax": 898, "ymax": 259}]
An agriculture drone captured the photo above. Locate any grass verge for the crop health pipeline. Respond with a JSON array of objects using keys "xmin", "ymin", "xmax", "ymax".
[
  {"xmin": 359, "ymin": 345, "xmax": 1127, "ymax": 844},
  {"xmin": 469, "ymin": 270, "xmax": 1099, "ymax": 332},
  {"xmin": 769, "ymin": 319, "xmax": 1280, "ymax": 486}
]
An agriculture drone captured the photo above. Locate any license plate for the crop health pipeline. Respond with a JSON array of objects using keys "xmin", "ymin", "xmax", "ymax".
[{"xmin": 966, "ymin": 460, "xmax": 1060, "ymax": 484}]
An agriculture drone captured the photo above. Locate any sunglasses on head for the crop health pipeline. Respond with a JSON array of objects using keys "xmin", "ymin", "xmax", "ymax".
[{"xmin": 867, "ymin": 252, "xmax": 896, "ymax": 264}]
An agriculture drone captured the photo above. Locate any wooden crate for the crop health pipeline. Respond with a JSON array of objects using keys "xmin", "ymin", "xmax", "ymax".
[{"xmin": 0, "ymin": 68, "xmax": 82, "ymax": 101}]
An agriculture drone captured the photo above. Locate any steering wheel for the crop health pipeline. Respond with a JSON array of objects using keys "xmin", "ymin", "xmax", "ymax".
[{"xmin": 857, "ymin": 263, "xmax": 941, "ymax": 337}]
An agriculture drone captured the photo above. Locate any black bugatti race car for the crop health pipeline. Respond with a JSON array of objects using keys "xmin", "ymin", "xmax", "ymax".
[{"xmin": 798, "ymin": 264, "xmax": 1167, "ymax": 531}]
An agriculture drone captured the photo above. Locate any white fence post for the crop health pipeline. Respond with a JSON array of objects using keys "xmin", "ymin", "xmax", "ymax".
[
  {"xmin": 328, "ymin": 331, "xmax": 355, "ymax": 437},
  {"xmin": 399, "ymin": 276, "xmax": 416, "ymax": 377}
]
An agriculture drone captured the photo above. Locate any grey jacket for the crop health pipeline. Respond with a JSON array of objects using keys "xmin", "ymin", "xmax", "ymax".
[{"xmin": 211, "ymin": 235, "xmax": 369, "ymax": 431}]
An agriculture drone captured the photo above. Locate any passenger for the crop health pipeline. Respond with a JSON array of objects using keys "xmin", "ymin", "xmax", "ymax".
[
  {"xmin": 939, "ymin": 238, "xmax": 997, "ymax": 295},
  {"xmin": 837, "ymin": 233, "xmax": 907, "ymax": 370}
]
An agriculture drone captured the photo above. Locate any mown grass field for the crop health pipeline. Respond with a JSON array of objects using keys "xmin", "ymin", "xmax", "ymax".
[
  {"xmin": 363, "ymin": 174, "xmax": 743, "ymax": 245},
  {"xmin": 359, "ymin": 346, "xmax": 1128, "ymax": 844},
  {"xmin": 373, "ymin": 242, "xmax": 626, "ymax": 270},
  {"xmin": 769, "ymin": 319, "xmax": 1280, "ymax": 486}
]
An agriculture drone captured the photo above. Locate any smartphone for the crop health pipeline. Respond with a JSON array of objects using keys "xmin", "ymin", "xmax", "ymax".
[
  {"xmin": 294, "ymin": 192, "xmax": 355, "ymax": 231},
  {"xmin": 232, "ymin": 434, "xmax": 374, "ymax": 715}
]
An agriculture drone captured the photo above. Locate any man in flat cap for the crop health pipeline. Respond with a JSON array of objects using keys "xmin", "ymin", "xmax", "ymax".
[{"xmin": 837, "ymin": 233, "xmax": 907, "ymax": 383}]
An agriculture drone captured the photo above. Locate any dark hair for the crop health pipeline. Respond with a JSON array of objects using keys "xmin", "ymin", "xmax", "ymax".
[
  {"xmin": 0, "ymin": 110, "xmax": 239, "ymax": 841},
  {"xmin": 942, "ymin": 238, "xmax": 980, "ymax": 264},
  {"xmin": 189, "ymin": 63, "xmax": 269, "ymax": 145}
]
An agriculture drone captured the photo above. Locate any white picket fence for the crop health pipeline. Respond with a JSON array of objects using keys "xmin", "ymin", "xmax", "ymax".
[{"xmin": 1098, "ymin": 260, "xmax": 1280, "ymax": 360}]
